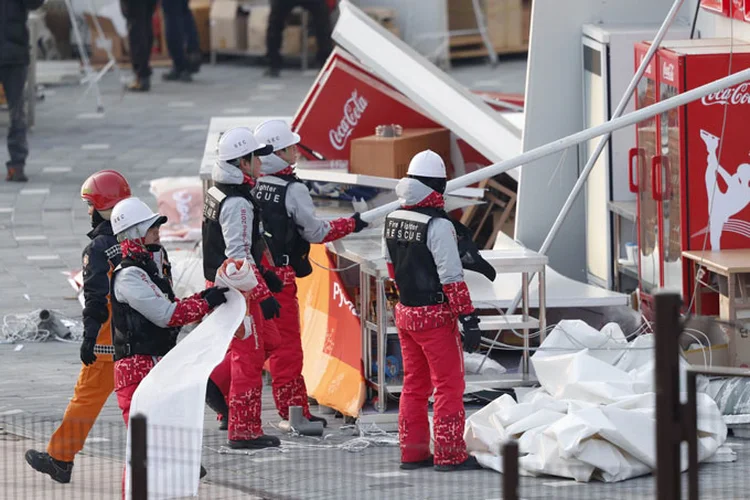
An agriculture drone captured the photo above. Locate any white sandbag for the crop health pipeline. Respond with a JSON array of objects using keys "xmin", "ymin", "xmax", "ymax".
[
  {"xmin": 124, "ymin": 288, "xmax": 246, "ymax": 500},
  {"xmin": 464, "ymin": 352, "xmax": 506, "ymax": 376}
]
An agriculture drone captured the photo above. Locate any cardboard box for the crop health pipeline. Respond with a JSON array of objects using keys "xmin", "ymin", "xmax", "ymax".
[
  {"xmin": 190, "ymin": 0, "xmax": 211, "ymax": 54},
  {"xmin": 210, "ymin": 0, "xmax": 248, "ymax": 51},
  {"xmin": 349, "ymin": 128, "xmax": 451, "ymax": 179},
  {"xmin": 522, "ymin": 0, "xmax": 532, "ymax": 45},
  {"xmin": 486, "ymin": 0, "xmax": 524, "ymax": 50}
]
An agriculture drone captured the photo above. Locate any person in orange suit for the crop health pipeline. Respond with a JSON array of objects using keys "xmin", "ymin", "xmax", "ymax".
[{"xmin": 24, "ymin": 170, "xmax": 132, "ymax": 483}]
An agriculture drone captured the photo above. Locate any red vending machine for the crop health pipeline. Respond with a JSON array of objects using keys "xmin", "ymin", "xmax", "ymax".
[
  {"xmin": 700, "ymin": 0, "xmax": 746, "ymax": 20},
  {"xmin": 632, "ymin": 40, "xmax": 750, "ymax": 317}
]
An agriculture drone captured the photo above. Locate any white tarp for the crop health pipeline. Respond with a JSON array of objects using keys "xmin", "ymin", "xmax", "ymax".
[
  {"xmin": 464, "ymin": 320, "xmax": 729, "ymax": 482},
  {"xmin": 124, "ymin": 289, "xmax": 245, "ymax": 499}
]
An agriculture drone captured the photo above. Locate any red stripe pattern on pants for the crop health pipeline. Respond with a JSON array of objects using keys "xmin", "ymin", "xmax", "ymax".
[{"xmin": 396, "ymin": 318, "xmax": 469, "ymax": 466}]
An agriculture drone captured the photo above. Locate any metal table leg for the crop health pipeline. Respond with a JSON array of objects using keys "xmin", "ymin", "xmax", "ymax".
[
  {"xmin": 376, "ymin": 277, "xmax": 387, "ymax": 413},
  {"xmin": 539, "ymin": 268, "xmax": 547, "ymax": 344},
  {"xmin": 360, "ymin": 269, "xmax": 370, "ymax": 389},
  {"xmin": 521, "ymin": 271, "xmax": 530, "ymax": 375}
]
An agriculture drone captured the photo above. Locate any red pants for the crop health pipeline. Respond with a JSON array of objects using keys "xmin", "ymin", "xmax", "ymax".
[
  {"xmin": 114, "ymin": 355, "xmax": 158, "ymax": 425},
  {"xmin": 267, "ymin": 278, "xmax": 311, "ymax": 420},
  {"xmin": 210, "ymin": 301, "xmax": 270, "ymax": 440},
  {"xmin": 397, "ymin": 320, "xmax": 469, "ymax": 466}
]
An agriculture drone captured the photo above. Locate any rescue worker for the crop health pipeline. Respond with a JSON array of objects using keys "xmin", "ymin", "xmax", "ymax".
[
  {"xmin": 203, "ymin": 127, "xmax": 284, "ymax": 449},
  {"xmin": 109, "ymin": 197, "xmax": 229, "ymax": 425},
  {"xmin": 383, "ymin": 150, "xmax": 483, "ymax": 471},
  {"xmin": 252, "ymin": 119, "xmax": 368, "ymax": 424},
  {"xmin": 25, "ymin": 170, "xmax": 132, "ymax": 483}
]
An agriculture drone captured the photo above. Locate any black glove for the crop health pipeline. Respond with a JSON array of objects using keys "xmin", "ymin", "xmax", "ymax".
[
  {"xmin": 201, "ymin": 286, "xmax": 230, "ymax": 308},
  {"xmin": 262, "ymin": 268, "xmax": 284, "ymax": 293},
  {"xmin": 459, "ymin": 313, "xmax": 482, "ymax": 353},
  {"xmin": 80, "ymin": 337, "xmax": 97, "ymax": 366},
  {"xmin": 260, "ymin": 296, "xmax": 281, "ymax": 320},
  {"xmin": 352, "ymin": 213, "xmax": 368, "ymax": 233}
]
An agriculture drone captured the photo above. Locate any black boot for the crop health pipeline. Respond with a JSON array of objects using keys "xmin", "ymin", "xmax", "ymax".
[
  {"xmin": 264, "ymin": 67, "xmax": 280, "ymax": 78},
  {"xmin": 5, "ymin": 166, "xmax": 28, "ymax": 182},
  {"xmin": 434, "ymin": 455, "xmax": 483, "ymax": 472},
  {"xmin": 188, "ymin": 52, "xmax": 202, "ymax": 74},
  {"xmin": 126, "ymin": 77, "xmax": 150, "ymax": 92},
  {"xmin": 25, "ymin": 450, "xmax": 73, "ymax": 483},
  {"xmin": 206, "ymin": 379, "xmax": 229, "ymax": 431},
  {"xmin": 228, "ymin": 435, "xmax": 281, "ymax": 449},
  {"xmin": 400, "ymin": 456, "xmax": 434, "ymax": 470},
  {"xmin": 308, "ymin": 414, "xmax": 328, "ymax": 428}
]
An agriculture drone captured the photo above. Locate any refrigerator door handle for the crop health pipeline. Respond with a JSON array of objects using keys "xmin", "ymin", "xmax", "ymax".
[
  {"xmin": 651, "ymin": 155, "xmax": 664, "ymax": 201},
  {"xmin": 628, "ymin": 148, "xmax": 642, "ymax": 193}
]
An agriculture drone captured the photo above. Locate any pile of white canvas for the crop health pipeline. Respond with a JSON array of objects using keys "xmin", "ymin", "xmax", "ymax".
[{"xmin": 464, "ymin": 320, "xmax": 730, "ymax": 482}]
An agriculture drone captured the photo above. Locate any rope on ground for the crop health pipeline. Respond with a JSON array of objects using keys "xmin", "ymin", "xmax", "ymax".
[{"xmin": 0, "ymin": 309, "xmax": 83, "ymax": 344}]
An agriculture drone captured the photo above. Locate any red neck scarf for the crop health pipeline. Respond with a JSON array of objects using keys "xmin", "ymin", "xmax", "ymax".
[
  {"xmin": 403, "ymin": 190, "xmax": 445, "ymax": 210},
  {"xmin": 121, "ymin": 238, "xmax": 150, "ymax": 261}
]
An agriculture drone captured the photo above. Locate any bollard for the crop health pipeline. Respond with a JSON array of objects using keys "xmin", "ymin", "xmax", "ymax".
[
  {"xmin": 502, "ymin": 440, "xmax": 519, "ymax": 500},
  {"xmin": 131, "ymin": 414, "xmax": 148, "ymax": 500}
]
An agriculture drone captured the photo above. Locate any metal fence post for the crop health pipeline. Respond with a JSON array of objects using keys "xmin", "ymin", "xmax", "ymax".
[
  {"xmin": 131, "ymin": 414, "xmax": 148, "ymax": 500},
  {"xmin": 654, "ymin": 291, "xmax": 683, "ymax": 500},
  {"xmin": 502, "ymin": 440, "xmax": 519, "ymax": 500}
]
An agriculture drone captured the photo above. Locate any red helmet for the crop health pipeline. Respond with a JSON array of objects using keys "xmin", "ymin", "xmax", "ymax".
[{"xmin": 80, "ymin": 170, "xmax": 131, "ymax": 211}]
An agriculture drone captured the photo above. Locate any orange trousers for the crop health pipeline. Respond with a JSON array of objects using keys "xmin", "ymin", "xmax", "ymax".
[{"xmin": 46, "ymin": 360, "xmax": 115, "ymax": 462}]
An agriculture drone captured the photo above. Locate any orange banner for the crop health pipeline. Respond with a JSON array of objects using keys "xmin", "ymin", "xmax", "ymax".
[{"xmin": 298, "ymin": 244, "xmax": 365, "ymax": 417}]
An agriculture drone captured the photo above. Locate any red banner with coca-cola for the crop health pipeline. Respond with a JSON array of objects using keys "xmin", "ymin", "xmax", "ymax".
[{"xmin": 293, "ymin": 60, "xmax": 439, "ymax": 161}]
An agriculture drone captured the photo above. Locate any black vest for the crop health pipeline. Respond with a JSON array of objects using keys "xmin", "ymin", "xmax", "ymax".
[
  {"xmin": 252, "ymin": 174, "xmax": 312, "ymax": 277},
  {"xmin": 111, "ymin": 253, "xmax": 179, "ymax": 361},
  {"xmin": 202, "ymin": 182, "xmax": 264, "ymax": 282},
  {"xmin": 384, "ymin": 207, "xmax": 447, "ymax": 307}
]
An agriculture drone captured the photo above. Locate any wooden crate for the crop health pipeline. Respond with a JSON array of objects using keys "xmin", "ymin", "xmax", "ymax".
[{"xmin": 447, "ymin": 0, "xmax": 531, "ymax": 60}]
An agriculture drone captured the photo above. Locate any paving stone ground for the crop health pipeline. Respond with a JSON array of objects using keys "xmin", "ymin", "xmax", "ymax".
[{"xmin": 1, "ymin": 58, "xmax": 746, "ymax": 499}]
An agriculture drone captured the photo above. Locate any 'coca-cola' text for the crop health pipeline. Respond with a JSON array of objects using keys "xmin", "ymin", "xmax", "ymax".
[
  {"xmin": 702, "ymin": 83, "xmax": 750, "ymax": 106},
  {"xmin": 329, "ymin": 91, "xmax": 369, "ymax": 151}
]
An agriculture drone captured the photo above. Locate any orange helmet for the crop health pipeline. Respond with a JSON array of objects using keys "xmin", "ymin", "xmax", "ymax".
[{"xmin": 80, "ymin": 170, "xmax": 131, "ymax": 211}]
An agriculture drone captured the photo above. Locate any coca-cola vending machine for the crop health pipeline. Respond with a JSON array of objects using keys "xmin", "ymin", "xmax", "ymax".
[
  {"xmin": 700, "ymin": 0, "xmax": 746, "ymax": 21},
  {"xmin": 632, "ymin": 40, "xmax": 750, "ymax": 317}
]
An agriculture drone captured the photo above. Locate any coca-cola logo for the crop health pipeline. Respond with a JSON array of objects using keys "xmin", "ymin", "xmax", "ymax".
[
  {"xmin": 329, "ymin": 90, "xmax": 369, "ymax": 151},
  {"xmin": 702, "ymin": 82, "xmax": 750, "ymax": 106},
  {"xmin": 662, "ymin": 62, "xmax": 674, "ymax": 82}
]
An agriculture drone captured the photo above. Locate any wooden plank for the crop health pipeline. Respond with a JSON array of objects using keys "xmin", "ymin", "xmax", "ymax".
[{"xmin": 449, "ymin": 34, "xmax": 485, "ymax": 47}]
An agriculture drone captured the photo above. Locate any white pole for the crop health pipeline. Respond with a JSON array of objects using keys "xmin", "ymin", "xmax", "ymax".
[
  {"xmin": 360, "ymin": 65, "xmax": 750, "ymax": 224},
  {"xmin": 500, "ymin": 0, "xmax": 686, "ymax": 319}
]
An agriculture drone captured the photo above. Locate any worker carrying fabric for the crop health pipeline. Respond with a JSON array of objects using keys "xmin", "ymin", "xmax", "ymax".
[
  {"xmin": 203, "ymin": 127, "xmax": 285, "ymax": 449},
  {"xmin": 25, "ymin": 171, "xmax": 132, "ymax": 484},
  {"xmin": 108, "ymin": 197, "xmax": 229, "ymax": 425},
  {"xmin": 383, "ymin": 150, "xmax": 483, "ymax": 472},
  {"xmin": 252, "ymin": 119, "xmax": 368, "ymax": 425}
]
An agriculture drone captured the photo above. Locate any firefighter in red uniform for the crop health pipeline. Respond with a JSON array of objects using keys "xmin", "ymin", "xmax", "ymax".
[
  {"xmin": 25, "ymin": 170, "xmax": 131, "ymax": 483},
  {"xmin": 383, "ymin": 150, "xmax": 483, "ymax": 471},
  {"xmin": 108, "ymin": 197, "xmax": 229, "ymax": 425},
  {"xmin": 203, "ymin": 127, "xmax": 284, "ymax": 449},
  {"xmin": 252, "ymin": 119, "xmax": 368, "ymax": 425}
]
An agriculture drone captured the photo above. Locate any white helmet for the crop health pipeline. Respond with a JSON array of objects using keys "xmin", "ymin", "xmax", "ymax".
[
  {"xmin": 253, "ymin": 119, "xmax": 301, "ymax": 152},
  {"xmin": 217, "ymin": 127, "xmax": 273, "ymax": 161},
  {"xmin": 406, "ymin": 150, "xmax": 446, "ymax": 178},
  {"xmin": 111, "ymin": 197, "xmax": 167, "ymax": 237}
]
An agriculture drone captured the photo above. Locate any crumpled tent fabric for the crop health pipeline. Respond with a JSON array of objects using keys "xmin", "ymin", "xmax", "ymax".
[{"xmin": 464, "ymin": 320, "xmax": 728, "ymax": 482}]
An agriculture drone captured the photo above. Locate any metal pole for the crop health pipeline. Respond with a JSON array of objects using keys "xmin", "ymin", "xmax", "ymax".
[
  {"xmin": 686, "ymin": 370, "xmax": 699, "ymax": 500},
  {"xmin": 360, "ymin": 60, "xmax": 750, "ymax": 223},
  {"xmin": 502, "ymin": 0, "xmax": 686, "ymax": 316},
  {"xmin": 502, "ymin": 440, "xmax": 520, "ymax": 500},
  {"xmin": 131, "ymin": 413, "xmax": 148, "ymax": 500},
  {"xmin": 654, "ymin": 291, "xmax": 683, "ymax": 500}
]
